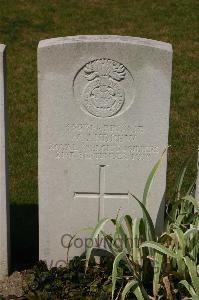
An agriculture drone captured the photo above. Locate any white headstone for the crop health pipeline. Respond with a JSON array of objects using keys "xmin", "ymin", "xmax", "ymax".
[
  {"xmin": 38, "ymin": 36, "xmax": 172, "ymax": 266},
  {"xmin": 0, "ymin": 44, "xmax": 9, "ymax": 278}
]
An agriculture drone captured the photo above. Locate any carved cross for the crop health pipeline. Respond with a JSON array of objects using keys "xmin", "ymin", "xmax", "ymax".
[{"xmin": 74, "ymin": 165, "xmax": 129, "ymax": 221}]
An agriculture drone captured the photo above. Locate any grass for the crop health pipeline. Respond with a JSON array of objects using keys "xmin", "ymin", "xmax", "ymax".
[
  {"xmin": 0, "ymin": 0, "xmax": 198, "ymax": 267},
  {"xmin": 0, "ymin": 0, "xmax": 198, "ymax": 204}
]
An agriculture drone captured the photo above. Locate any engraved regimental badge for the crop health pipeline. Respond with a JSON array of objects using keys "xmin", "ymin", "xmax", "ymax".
[
  {"xmin": 82, "ymin": 59, "xmax": 125, "ymax": 117},
  {"xmin": 73, "ymin": 58, "xmax": 135, "ymax": 118}
]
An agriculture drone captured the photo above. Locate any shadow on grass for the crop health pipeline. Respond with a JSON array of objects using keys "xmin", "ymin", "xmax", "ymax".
[{"xmin": 10, "ymin": 203, "xmax": 38, "ymax": 272}]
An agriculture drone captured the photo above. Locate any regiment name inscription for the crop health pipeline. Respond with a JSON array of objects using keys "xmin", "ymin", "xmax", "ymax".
[{"xmin": 49, "ymin": 122, "xmax": 159, "ymax": 161}]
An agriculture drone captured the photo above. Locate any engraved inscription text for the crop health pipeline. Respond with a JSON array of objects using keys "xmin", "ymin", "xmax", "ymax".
[{"xmin": 49, "ymin": 123, "xmax": 159, "ymax": 161}]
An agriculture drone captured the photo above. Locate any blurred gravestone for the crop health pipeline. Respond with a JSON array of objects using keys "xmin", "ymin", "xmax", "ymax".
[
  {"xmin": 38, "ymin": 36, "xmax": 172, "ymax": 266},
  {"xmin": 0, "ymin": 44, "xmax": 9, "ymax": 278},
  {"xmin": 196, "ymin": 148, "xmax": 199, "ymax": 200}
]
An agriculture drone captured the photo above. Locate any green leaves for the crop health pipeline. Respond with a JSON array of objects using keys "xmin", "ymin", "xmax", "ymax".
[
  {"xmin": 112, "ymin": 251, "xmax": 126, "ymax": 299},
  {"xmin": 153, "ymin": 252, "xmax": 163, "ymax": 297},
  {"xmin": 174, "ymin": 157, "xmax": 192, "ymax": 202},
  {"xmin": 141, "ymin": 241, "xmax": 178, "ymax": 258},
  {"xmin": 130, "ymin": 194, "xmax": 156, "ymax": 242},
  {"xmin": 121, "ymin": 280, "xmax": 144, "ymax": 300},
  {"xmin": 85, "ymin": 217, "xmax": 110, "ymax": 271},
  {"xmin": 132, "ymin": 218, "xmax": 141, "ymax": 264},
  {"xmin": 84, "ymin": 154, "xmax": 199, "ymax": 299},
  {"xmin": 142, "ymin": 150, "xmax": 165, "ymax": 207},
  {"xmin": 184, "ymin": 256, "xmax": 199, "ymax": 295},
  {"xmin": 179, "ymin": 280, "xmax": 199, "ymax": 299},
  {"xmin": 182, "ymin": 195, "xmax": 199, "ymax": 212}
]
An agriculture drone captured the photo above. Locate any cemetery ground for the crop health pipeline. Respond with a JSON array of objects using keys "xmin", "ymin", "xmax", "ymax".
[{"xmin": 0, "ymin": 1, "xmax": 198, "ymax": 299}]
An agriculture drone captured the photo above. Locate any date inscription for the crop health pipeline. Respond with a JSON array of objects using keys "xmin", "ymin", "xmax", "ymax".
[{"xmin": 49, "ymin": 123, "xmax": 159, "ymax": 161}]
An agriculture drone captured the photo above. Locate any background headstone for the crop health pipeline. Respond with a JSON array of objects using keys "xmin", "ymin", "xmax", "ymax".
[
  {"xmin": 196, "ymin": 147, "xmax": 199, "ymax": 200},
  {"xmin": 38, "ymin": 36, "xmax": 172, "ymax": 266},
  {"xmin": 0, "ymin": 44, "xmax": 9, "ymax": 278}
]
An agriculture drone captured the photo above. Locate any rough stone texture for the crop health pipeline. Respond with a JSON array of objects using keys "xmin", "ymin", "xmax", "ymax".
[
  {"xmin": 0, "ymin": 272, "xmax": 24, "ymax": 298},
  {"xmin": 0, "ymin": 44, "xmax": 9, "ymax": 279},
  {"xmin": 38, "ymin": 35, "xmax": 173, "ymax": 266}
]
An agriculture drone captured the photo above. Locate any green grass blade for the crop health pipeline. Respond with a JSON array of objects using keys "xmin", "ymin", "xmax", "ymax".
[
  {"xmin": 165, "ymin": 200, "xmax": 181, "ymax": 227},
  {"xmin": 100, "ymin": 230, "xmax": 118, "ymax": 256},
  {"xmin": 182, "ymin": 195, "xmax": 199, "ymax": 212},
  {"xmin": 141, "ymin": 241, "xmax": 178, "ymax": 258},
  {"xmin": 124, "ymin": 215, "xmax": 133, "ymax": 247},
  {"xmin": 130, "ymin": 193, "xmax": 156, "ymax": 241},
  {"xmin": 184, "ymin": 227, "xmax": 198, "ymax": 240},
  {"xmin": 121, "ymin": 280, "xmax": 144, "ymax": 300},
  {"xmin": 115, "ymin": 215, "xmax": 131, "ymax": 253},
  {"xmin": 176, "ymin": 249, "xmax": 186, "ymax": 278},
  {"xmin": 139, "ymin": 219, "xmax": 148, "ymax": 260},
  {"xmin": 173, "ymin": 157, "xmax": 192, "ymax": 201},
  {"xmin": 174, "ymin": 228, "xmax": 185, "ymax": 255},
  {"xmin": 188, "ymin": 224, "xmax": 199, "ymax": 261},
  {"xmin": 85, "ymin": 218, "xmax": 110, "ymax": 271},
  {"xmin": 184, "ymin": 256, "xmax": 199, "ymax": 295},
  {"xmin": 179, "ymin": 280, "xmax": 197, "ymax": 297},
  {"xmin": 100, "ymin": 233, "xmax": 117, "ymax": 256},
  {"xmin": 187, "ymin": 178, "xmax": 197, "ymax": 196},
  {"xmin": 121, "ymin": 280, "xmax": 139, "ymax": 300},
  {"xmin": 143, "ymin": 150, "xmax": 165, "ymax": 207},
  {"xmin": 153, "ymin": 251, "xmax": 163, "ymax": 297},
  {"xmin": 133, "ymin": 218, "xmax": 141, "ymax": 264},
  {"xmin": 112, "ymin": 251, "xmax": 126, "ymax": 300}
]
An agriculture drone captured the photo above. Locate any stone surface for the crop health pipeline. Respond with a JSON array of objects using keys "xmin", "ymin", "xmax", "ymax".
[
  {"xmin": 38, "ymin": 35, "xmax": 172, "ymax": 266},
  {"xmin": 0, "ymin": 44, "xmax": 9, "ymax": 278},
  {"xmin": 0, "ymin": 272, "xmax": 24, "ymax": 298}
]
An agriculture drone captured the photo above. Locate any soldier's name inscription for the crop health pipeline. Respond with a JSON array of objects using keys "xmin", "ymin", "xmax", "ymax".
[{"xmin": 49, "ymin": 122, "xmax": 159, "ymax": 161}]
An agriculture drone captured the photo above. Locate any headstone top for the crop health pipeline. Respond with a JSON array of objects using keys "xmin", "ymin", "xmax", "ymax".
[
  {"xmin": 38, "ymin": 35, "xmax": 172, "ymax": 52},
  {"xmin": 0, "ymin": 44, "xmax": 6, "ymax": 54}
]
